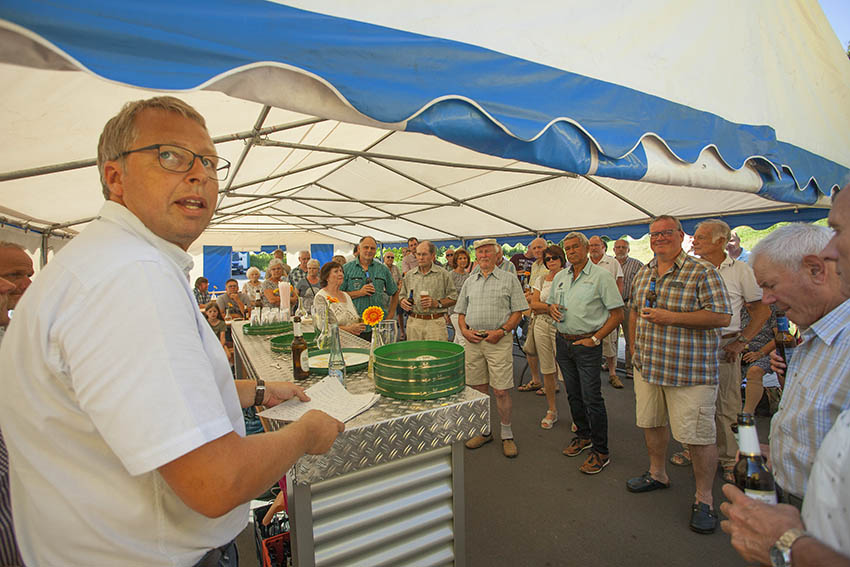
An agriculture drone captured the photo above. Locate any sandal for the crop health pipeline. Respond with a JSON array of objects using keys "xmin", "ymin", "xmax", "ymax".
[
  {"xmin": 535, "ymin": 386, "xmax": 560, "ymax": 396},
  {"xmin": 670, "ymin": 449, "xmax": 692, "ymax": 467},
  {"xmin": 541, "ymin": 410, "xmax": 558, "ymax": 429},
  {"xmin": 518, "ymin": 381, "xmax": 543, "ymax": 392}
]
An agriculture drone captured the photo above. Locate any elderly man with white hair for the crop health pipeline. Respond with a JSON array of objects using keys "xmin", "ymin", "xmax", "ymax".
[
  {"xmin": 289, "ymin": 249, "xmax": 311, "ymax": 287},
  {"xmin": 691, "ymin": 219, "xmax": 769, "ymax": 483},
  {"xmin": 749, "ymin": 223, "xmax": 850, "ymax": 509},
  {"xmin": 455, "ymin": 238, "xmax": 528, "ymax": 458}
]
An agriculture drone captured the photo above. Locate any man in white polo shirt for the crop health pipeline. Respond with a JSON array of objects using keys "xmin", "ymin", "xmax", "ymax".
[
  {"xmin": 692, "ymin": 219, "xmax": 769, "ymax": 483},
  {"xmin": 0, "ymin": 96, "xmax": 344, "ymax": 566}
]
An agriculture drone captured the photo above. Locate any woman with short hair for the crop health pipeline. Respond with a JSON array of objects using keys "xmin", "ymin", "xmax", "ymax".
[
  {"xmin": 242, "ymin": 266, "xmax": 263, "ymax": 301},
  {"xmin": 262, "ymin": 258, "xmax": 299, "ymax": 309},
  {"xmin": 448, "ymin": 248, "xmax": 472, "ymax": 345}
]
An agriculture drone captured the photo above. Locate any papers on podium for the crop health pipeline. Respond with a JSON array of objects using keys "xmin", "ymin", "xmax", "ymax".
[{"xmin": 258, "ymin": 376, "xmax": 379, "ymax": 424}]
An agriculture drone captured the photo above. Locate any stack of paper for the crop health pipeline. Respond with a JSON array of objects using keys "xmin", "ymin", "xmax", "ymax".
[{"xmin": 259, "ymin": 376, "xmax": 380, "ymax": 423}]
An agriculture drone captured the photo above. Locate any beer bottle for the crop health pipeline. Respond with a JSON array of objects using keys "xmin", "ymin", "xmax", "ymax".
[
  {"xmin": 645, "ymin": 276, "xmax": 657, "ymax": 308},
  {"xmin": 291, "ymin": 316, "xmax": 310, "ymax": 380},
  {"xmin": 364, "ymin": 270, "xmax": 373, "ymax": 284},
  {"xmin": 733, "ymin": 413, "xmax": 777, "ymax": 504},
  {"xmin": 774, "ymin": 311, "xmax": 795, "ymax": 365},
  {"xmin": 328, "ymin": 323, "xmax": 347, "ymax": 387}
]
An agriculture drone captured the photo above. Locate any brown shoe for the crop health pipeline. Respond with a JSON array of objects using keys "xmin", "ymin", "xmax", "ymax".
[
  {"xmin": 465, "ymin": 434, "xmax": 493, "ymax": 450},
  {"xmin": 562, "ymin": 437, "xmax": 593, "ymax": 457},
  {"xmin": 502, "ymin": 439, "xmax": 518, "ymax": 458},
  {"xmin": 609, "ymin": 375, "xmax": 624, "ymax": 389},
  {"xmin": 579, "ymin": 451, "xmax": 610, "ymax": 474}
]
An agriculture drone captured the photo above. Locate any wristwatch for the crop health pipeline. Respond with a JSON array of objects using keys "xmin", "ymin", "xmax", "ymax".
[
  {"xmin": 500, "ymin": 326, "xmax": 511, "ymax": 335},
  {"xmin": 736, "ymin": 334, "xmax": 749, "ymax": 344},
  {"xmin": 590, "ymin": 335, "xmax": 600, "ymax": 346},
  {"xmin": 770, "ymin": 528, "xmax": 808, "ymax": 567},
  {"xmin": 436, "ymin": 299, "xmax": 443, "ymax": 308},
  {"xmin": 254, "ymin": 379, "xmax": 266, "ymax": 406}
]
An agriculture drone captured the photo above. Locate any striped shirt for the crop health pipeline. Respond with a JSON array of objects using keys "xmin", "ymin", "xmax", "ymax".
[
  {"xmin": 400, "ymin": 264, "xmax": 458, "ymax": 315},
  {"xmin": 0, "ymin": 431, "xmax": 22, "ymax": 566},
  {"xmin": 618, "ymin": 256, "xmax": 644, "ymax": 303},
  {"xmin": 770, "ymin": 298, "xmax": 850, "ymax": 498},
  {"xmin": 455, "ymin": 267, "xmax": 528, "ymax": 330},
  {"xmin": 630, "ymin": 250, "xmax": 731, "ymax": 387}
]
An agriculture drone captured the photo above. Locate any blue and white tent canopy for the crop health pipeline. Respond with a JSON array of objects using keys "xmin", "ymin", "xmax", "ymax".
[{"xmin": 1, "ymin": 0, "xmax": 849, "ymax": 250}]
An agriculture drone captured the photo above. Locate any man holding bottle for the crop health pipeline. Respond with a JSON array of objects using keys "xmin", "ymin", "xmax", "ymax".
[
  {"xmin": 748, "ymin": 223, "xmax": 850, "ymax": 509},
  {"xmin": 399, "ymin": 240, "xmax": 457, "ymax": 341},
  {"xmin": 626, "ymin": 215, "xmax": 731, "ymax": 534}
]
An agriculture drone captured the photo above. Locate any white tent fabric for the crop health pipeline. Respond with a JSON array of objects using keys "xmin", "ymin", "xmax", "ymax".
[{"xmin": 1, "ymin": 0, "xmax": 849, "ymax": 253}]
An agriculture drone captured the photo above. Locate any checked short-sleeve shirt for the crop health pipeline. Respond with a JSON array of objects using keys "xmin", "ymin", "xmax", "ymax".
[
  {"xmin": 619, "ymin": 256, "xmax": 644, "ymax": 304},
  {"xmin": 341, "ymin": 259, "xmax": 398, "ymax": 315},
  {"xmin": 630, "ymin": 250, "xmax": 731, "ymax": 387},
  {"xmin": 769, "ymin": 298, "xmax": 850, "ymax": 498},
  {"xmin": 454, "ymin": 267, "xmax": 528, "ymax": 330}
]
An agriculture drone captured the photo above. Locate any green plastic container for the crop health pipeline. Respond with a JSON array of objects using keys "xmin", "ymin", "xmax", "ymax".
[
  {"xmin": 244, "ymin": 322, "xmax": 293, "ymax": 335},
  {"xmin": 270, "ymin": 332, "xmax": 317, "ymax": 353},
  {"xmin": 373, "ymin": 340, "xmax": 465, "ymax": 400}
]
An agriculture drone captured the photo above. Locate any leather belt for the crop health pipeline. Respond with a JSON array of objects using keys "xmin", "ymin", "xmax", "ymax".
[
  {"xmin": 193, "ymin": 540, "xmax": 236, "ymax": 567},
  {"xmin": 558, "ymin": 331, "xmax": 596, "ymax": 341},
  {"xmin": 720, "ymin": 331, "xmax": 741, "ymax": 339},
  {"xmin": 410, "ymin": 312, "xmax": 446, "ymax": 320}
]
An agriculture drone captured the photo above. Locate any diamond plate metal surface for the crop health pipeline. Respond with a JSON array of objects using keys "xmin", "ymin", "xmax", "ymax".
[{"xmin": 233, "ymin": 322, "xmax": 491, "ymax": 484}]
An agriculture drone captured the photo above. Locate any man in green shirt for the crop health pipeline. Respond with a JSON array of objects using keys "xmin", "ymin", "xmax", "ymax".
[{"xmin": 341, "ymin": 236, "xmax": 399, "ymax": 338}]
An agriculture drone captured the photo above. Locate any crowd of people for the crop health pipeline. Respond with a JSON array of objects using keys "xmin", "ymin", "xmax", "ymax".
[{"xmin": 0, "ymin": 94, "xmax": 847, "ymax": 566}]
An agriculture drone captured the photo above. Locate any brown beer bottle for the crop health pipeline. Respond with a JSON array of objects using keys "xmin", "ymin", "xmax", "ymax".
[
  {"xmin": 774, "ymin": 311, "xmax": 795, "ymax": 365},
  {"xmin": 732, "ymin": 413, "xmax": 777, "ymax": 504},
  {"xmin": 645, "ymin": 276, "xmax": 657, "ymax": 308},
  {"xmin": 291, "ymin": 316, "xmax": 310, "ymax": 380}
]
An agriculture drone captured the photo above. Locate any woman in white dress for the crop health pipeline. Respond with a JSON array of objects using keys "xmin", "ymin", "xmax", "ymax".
[
  {"xmin": 528, "ymin": 245, "xmax": 566, "ymax": 429},
  {"xmin": 313, "ymin": 261, "xmax": 366, "ymax": 336}
]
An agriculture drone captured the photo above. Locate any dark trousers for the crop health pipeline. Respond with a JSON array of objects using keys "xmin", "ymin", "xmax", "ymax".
[{"xmin": 555, "ymin": 336, "xmax": 609, "ymax": 455}]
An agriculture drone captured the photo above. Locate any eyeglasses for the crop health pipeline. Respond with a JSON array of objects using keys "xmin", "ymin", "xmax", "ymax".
[
  {"xmin": 544, "ymin": 256, "xmax": 558, "ymax": 262},
  {"xmin": 649, "ymin": 229, "xmax": 676, "ymax": 240},
  {"xmin": 119, "ymin": 144, "xmax": 231, "ymax": 181},
  {"xmin": 385, "ymin": 256, "xmax": 394, "ymax": 259}
]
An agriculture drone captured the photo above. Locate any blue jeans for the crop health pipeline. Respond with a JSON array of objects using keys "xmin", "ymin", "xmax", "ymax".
[{"xmin": 555, "ymin": 336, "xmax": 609, "ymax": 455}]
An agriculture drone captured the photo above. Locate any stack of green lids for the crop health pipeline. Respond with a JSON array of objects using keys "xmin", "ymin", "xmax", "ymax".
[
  {"xmin": 243, "ymin": 321, "xmax": 293, "ymax": 335},
  {"xmin": 373, "ymin": 341, "xmax": 465, "ymax": 400},
  {"xmin": 270, "ymin": 332, "xmax": 318, "ymax": 353}
]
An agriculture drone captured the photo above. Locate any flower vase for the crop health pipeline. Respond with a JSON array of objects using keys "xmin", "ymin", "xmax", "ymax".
[
  {"xmin": 313, "ymin": 302, "xmax": 331, "ymax": 350},
  {"xmin": 368, "ymin": 328, "xmax": 382, "ymax": 381}
]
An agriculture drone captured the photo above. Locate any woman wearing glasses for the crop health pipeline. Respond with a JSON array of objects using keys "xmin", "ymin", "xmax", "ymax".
[
  {"xmin": 448, "ymin": 248, "xmax": 472, "ymax": 345},
  {"xmin": 528, "ymin": 245, "xmax": 567, "ymax": 429}
]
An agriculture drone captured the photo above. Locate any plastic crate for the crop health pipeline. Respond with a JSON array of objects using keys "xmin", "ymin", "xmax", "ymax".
[{"xmin": 252, "ymin": 503, "xmax": 290, "ymax": 567}]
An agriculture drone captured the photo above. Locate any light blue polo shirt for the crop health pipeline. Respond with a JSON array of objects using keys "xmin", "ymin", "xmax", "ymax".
[{"xmin": 548, "ymin": 260, "xmax": 624, "ymax": 335}]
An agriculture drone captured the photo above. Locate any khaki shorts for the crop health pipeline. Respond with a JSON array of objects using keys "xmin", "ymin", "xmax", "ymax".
[
  {"xmin": 602, "ymin": 327, "xmax": 618, "ymax": 358},
  {"xmin": 531, "ymin": 316, "xmax": 557, "ymax": 374},
  {"xmin": 465, "ymin": 334, "xmax": 514, "ymax": 390},
  {"xmin": 407, "ymin": 316, "xmax": 449, "ymax": 341},
  {"xmin": 633, "ymin": 368, "xmax": 718, "ymax": 445}
]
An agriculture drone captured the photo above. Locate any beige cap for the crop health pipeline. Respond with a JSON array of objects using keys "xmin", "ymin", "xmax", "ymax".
[{"xmin": 472, "ymin": 238, "xmax": 498, "ymax": 249}]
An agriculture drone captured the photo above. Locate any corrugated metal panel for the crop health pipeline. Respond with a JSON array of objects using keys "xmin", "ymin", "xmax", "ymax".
[{"xmin": 306, "ymin": 446, "xmax": 457, "ymax": 567}]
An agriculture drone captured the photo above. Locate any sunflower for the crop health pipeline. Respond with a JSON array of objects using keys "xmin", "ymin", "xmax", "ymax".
[{"xmin": 362, "ymin": 306, "xmax": 384, "ymax": 326}]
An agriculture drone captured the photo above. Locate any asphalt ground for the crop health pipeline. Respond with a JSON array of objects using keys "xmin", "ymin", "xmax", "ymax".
[{"xmin": 239, "ymin": 339, "xmax": 756, "ymax": 566}]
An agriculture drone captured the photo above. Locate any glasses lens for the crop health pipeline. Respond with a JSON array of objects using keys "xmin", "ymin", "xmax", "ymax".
[{"xmin": 158, "ymin": 145, "xmax": 193, "ymax": 172}]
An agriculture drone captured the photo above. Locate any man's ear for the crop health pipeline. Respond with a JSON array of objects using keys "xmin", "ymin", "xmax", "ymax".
[
  {"xmin": 103, "ymin": 160, "xmax": 126, "ymax": 203},
  {"xmin": 801, "ymin": 254, "xmax": 827, "ymax": 284}
]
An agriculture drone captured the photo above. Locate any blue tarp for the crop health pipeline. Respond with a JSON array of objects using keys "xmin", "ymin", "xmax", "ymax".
[
  {"xmin": 203, "ymin": 245, "xmax": 231, "ymax": 293},
  {"xmin": 310, "ymin": 244, "xmax": 334, "ymax": 267}
]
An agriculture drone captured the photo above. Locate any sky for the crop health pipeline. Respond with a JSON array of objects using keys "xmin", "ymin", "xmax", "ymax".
[{"xmin": 821, "ymin": 0, "xmax": 850, "ymax": 50}]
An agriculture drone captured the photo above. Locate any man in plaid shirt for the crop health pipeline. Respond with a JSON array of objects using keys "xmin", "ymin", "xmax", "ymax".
[
  {"xmin": 288, "ymin": 250, "xmax": 311, "ymax": 287},
  {"xmin": 751, "ymin": 223, "xmax": 850, "ymax": 509},
  {"xmin": 626, "ymin": 215, "xmax": 731, "ymax": 535},
  {"xmin": 613, "ymin": 239, "xmax": 644, "ymax": 375}
]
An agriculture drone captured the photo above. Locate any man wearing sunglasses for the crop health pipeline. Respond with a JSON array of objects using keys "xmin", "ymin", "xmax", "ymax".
[
  {"xmin": 626, "ymin": 215, "xmax": 731, "ymax": 535},
  {"xmin": 0, "ymin": 97, "xmax": 344, "ymax": 566}
]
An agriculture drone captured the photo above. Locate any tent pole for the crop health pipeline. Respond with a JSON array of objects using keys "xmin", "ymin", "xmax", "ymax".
[{"xmin": 0, "ymin": 118, "xmax": 326, "ymax": 183}]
